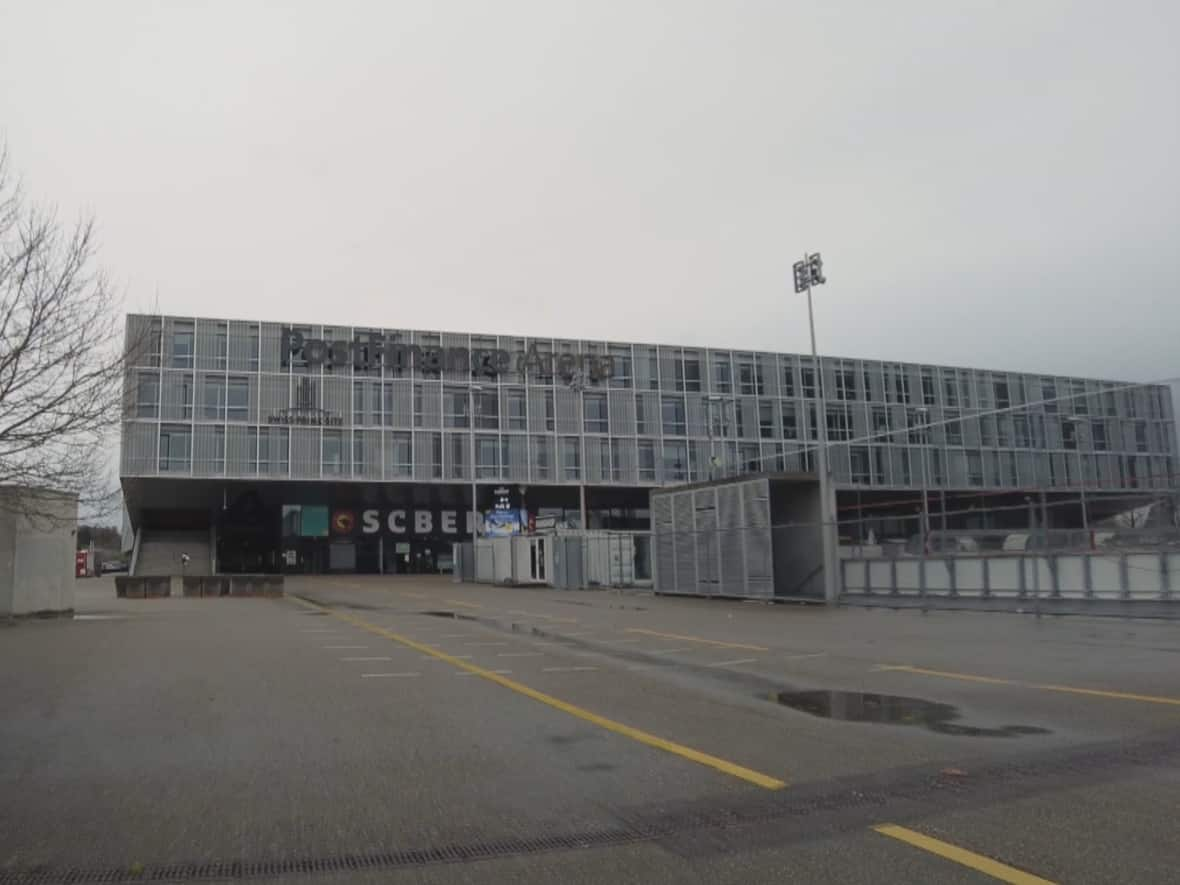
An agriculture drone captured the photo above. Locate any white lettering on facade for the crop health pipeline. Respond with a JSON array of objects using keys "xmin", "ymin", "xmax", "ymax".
[
  {"xmin": 441, "ymin": 511, "xmax": 456, "ymax": 534},
  {"xmin": 414, "ymin": 511, "xmax": 433, "ymax": 534},
  {"xmin": 388, "ymin": 510, "xmax": 406, "ymax": 533},
  {"xmin": 362, "ymin": 510, "xmax": 380, "ymax": 533}
]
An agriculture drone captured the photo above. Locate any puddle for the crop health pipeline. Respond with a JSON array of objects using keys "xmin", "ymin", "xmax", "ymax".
[
  {"xmin": 420, "ymin": 610, "xmax": 478, "ymax": 621},
  {"xmin": 770, "ymin": 690, "xmax": 1051, "ymax": 738}
]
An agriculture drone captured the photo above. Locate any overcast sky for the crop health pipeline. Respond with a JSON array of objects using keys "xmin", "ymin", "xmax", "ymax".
[{"xmin": 1, "ymin": 0, "xmax": 1176, "ymax": 386}]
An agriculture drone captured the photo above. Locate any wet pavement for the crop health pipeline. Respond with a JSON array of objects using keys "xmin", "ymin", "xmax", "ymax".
[{"xmin": 3, "ymin": 575, "xmax": 1180, "ymax": 883}]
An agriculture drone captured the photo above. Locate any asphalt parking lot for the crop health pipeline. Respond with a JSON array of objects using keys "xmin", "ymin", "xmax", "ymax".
[{"xmin": 5, "ymin": 576, "xmax": 1180, "ymax": 883}]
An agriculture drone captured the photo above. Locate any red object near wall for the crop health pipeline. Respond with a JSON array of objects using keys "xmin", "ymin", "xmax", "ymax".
[{"xmin": 75, "ymin": 550, "xmax": 88, "ymax": 578}]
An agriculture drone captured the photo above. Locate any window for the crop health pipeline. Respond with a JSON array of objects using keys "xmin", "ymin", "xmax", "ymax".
[
  {"xmin": 352, "ymin": 433, "xmax": 365, "ymax": 475},
  {"xmin": 759, "ymin": 400, "xmax": 775, "ymax": 439},
  {"xmin": 165, "ymin": 374, "xmax": 190, "ymax": 420},
  {"xmin": 1070, "ymin": 381, "xmax": 1087, "ymax": 415},
  {"xmin": 993, "ymin": 380, "xmax": 1010, "ymax": 409},
  {"xmin": 638, "ymin": 440, "xmax": 657, "ymax": 481},
  {"xmin": 447, "ymin": 433, "xmax": 468, "ymax": 478},
  {"xmin": 945, "ymin": 410, "xmax": 962, "ymax": 445},
  {"xmin": 202, "ymin": 376, "xmax": 225, "ymax": 420},
  {"xmin": 850, "ymin": 446, "xmax": 870, "ymax": 484},
  {"xmin": 583, "ymin": 393, "xmax": 608, "ymax": 433},
  {"xmin": 1092, "ymin": 421, "xmax": 1108, "ymax": 451},
  {"xmin": 323, "ymin": 430, "xmax": 344, "ymax": 475},
  {"xmin": 661, "ymin": 396, "xmax": 686, "ymax": 436},
  {"xmin": 1135, "ymin": 421, "xmax": 1148, "ymax": 452},
  {"xmin": 171, "ymin": 324, "xmax": 194, "ymax": 368},
  {"xmin": 1014, "ymin": 416, "xmax": 1031, "ymax": 448},
  {"xmin": 608, "ymin": 347, "xmax": 633, "ymax": 388},
  {"xmin": 137, "ymin": 373, "xmax": 159, "ymax": 418},
  {"xmin": 737, "ymin": 358, "xmax": 757, "ymax": 395},
  {"xmin": 979, "ymin": 415, "xmax": 995, "ymax": 446},
  {"xmin": 801, "ymin": 366, "xmax": 817, "ymax": 399},
  {"xmin": 1062, "ymin": 420, "xmax": 1078, "ymax": 450},
  {"xmin": 826, "ymin": 406, "xmax": 852, "ymax": 442},
  {"xmin": 388, "ymin": 432, "xmax": 411, "ymax": 476},
  {"xmin": 473, "ymin": 389, "xmax": 498, "ymax": 429},
  {"xmin": 504, "ymin": 389, "xmax": 527, "ymax": 430},
  {"xmin": 663, "ymin": 441, "xmax": 687, "ymax": 482},
  {"xmin": 921, "ymin": 371, "xmax": 936, "ymax": 406},
  {"xmin": 444, "ymin": 388, "xmax": 470, "ymax": 428},
  {"xmin": 560, "ymin": 436, "xmax": 581, "ymax": 480},
  {"xmin": 635, "ymin": 395, "xmax": 657, "ymax": 435},
  {"xmin": 476, "ymin": 435, "xmax": 499, "ymax": 478},
  {"xmin": 871, "ymin": 406, "xmax": 889, "ymax": 441},
  {"xmin": 227, "ymin": 377, "xmax": 249, "ymax": 422},
  {"xmin": 159, "ymin": 425, "xmax": 191, "ymax": 472},
  {"xmin": 1042, "ymin": 380, "xmax": 1058, "ymax": 413},
  {"xmin": 781, "ymin": 408, "xmax": 798, "ymax": 439},
  {"xmin": 413, "ymin": 384, "xmax": 430, "ymax": 427},
  {"xmin": 863, "ymin": 368, "xmax": 874, "ymax": 402},
  {"xmin": 781, "ymin": 360, "xmax": 796, "ymax": 398},
  {"xmin": 906, "ymin": 409, "xmax": 926, "ymax": 444},
  {"xmin": 967, "ymin": 450, "xmax": 983, "ymax": 486},
  {"xmin": 212, "ymin": 323, "xmax": 228, "ymax": 369},
  {"xmin": 943, "ymin": 374, "xmax": 959, "ymax": 407},
  {"xmin": 675, "ymin": 357, "xmax": 702, "ymax": 392},
  {"xmin": 258, "ymin": 428, "xmax": 289, "ymax": 475},
  {"xmin": 713, "ymin": 357, "xmax": 732, "ymax": 394},
  {"xmin": 837, "ymin": 368, "xmax": 856, "ymax": 402}
]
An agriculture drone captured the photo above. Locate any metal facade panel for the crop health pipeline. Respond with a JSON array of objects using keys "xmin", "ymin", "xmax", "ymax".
[
  {"xmin": 672, "ymin": 492, "xmax": 695, "ymax": 595},
  {"xmin": 121, "ymin": 422, "xmax": 157, "ymax": 475},
  {"xmin": 693, "ymin": 488, "xmax": 719, "ymax": 593}
]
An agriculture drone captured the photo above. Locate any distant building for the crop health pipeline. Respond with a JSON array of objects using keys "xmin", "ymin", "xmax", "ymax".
[{"xmin": 119, "ymin": 314, "xmax": 1178, "ymax": 575}]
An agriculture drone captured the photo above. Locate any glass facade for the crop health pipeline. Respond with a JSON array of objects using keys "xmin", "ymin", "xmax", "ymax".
[{"xmin": 120, "ymin": 315, "xmax": 1180, "ymax": 492}]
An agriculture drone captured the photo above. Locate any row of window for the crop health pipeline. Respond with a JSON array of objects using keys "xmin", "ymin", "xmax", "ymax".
[
  {"xmin": 142, "ymin": 320, "xmax": 1172, "ymax": 419},
  {"xmin": 134, "ymin": 371, "xmax": 1172, "ymax": 455},
  {"xmin": 141, "ymin": 423, "xmax": 1177, "ymax": 490}
]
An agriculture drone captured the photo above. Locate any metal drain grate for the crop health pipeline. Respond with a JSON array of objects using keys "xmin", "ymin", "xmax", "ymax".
[{"xmin": 0, "ymin": 828, "xmax": 646, "ymax": 885}]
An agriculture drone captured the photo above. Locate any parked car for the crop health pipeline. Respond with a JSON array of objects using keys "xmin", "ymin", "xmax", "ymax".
[{"xmin": 100, "ymin": 560, "xmax": 129, "ymax": 574}]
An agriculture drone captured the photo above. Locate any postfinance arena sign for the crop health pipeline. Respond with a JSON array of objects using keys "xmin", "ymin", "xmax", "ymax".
[{"xmin": 282, "ymin": 328, "xmax": 615, "ymax": 383}]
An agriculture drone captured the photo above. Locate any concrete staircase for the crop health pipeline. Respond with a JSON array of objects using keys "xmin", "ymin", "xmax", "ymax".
[{"xmin": 134, "ymin": 530, "xmax": 213, "ymax": 576}]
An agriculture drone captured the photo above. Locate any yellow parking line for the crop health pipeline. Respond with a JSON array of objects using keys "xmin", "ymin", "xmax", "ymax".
[
  {"xmin": 624, "ymin": 628, "xmax": 769, "ymax": 652},
  {"xmin": 881, "ymin": 665, "xmax": 1180, "ymax": 707},
  {"xmin": 290, "ymin": 596, "xmax": 786, "ymax": 790},
  {"xmin": 873, "ymin": 824, "xmax": 1056, "ymax": 884},
  {"xmin": 444, "ymin": 599, "xmax": 483, "ymax": 609}
]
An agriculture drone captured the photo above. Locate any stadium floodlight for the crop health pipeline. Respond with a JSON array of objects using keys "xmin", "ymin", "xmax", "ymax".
[{"xmin": 793, "ymin": 252, "xmax": 836, "ymax": 601}]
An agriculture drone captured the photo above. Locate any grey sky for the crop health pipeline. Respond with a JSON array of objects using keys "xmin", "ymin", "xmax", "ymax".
[{"xmin": 1, "ymin": 0, "xmax": 1176, "ymax": 385}]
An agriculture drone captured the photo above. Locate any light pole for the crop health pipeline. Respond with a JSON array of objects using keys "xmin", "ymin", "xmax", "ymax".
[
  {"xmin": 469, "ymin": 383, "xmax": 483, "ymax": 542},
  {"xmin": 1065, "ymin": 415, "xmax": 1090, "ymax": 546},
  {"xmin": 793, "ymin": 252, "xmax": 836, "ymax": 602},
  {"xmin": 916, "ymin": 406, "xmax": 931, "ymax": 551}
]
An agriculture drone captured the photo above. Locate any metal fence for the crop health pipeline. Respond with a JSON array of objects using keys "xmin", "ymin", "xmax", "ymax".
[{"xmin": 452, "ymin": 531, "xmax": 652, "ymax": 590}]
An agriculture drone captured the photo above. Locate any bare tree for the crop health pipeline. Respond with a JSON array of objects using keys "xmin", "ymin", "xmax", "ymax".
[{"xmin": 0, "ymin": 146, "xmax": 140, "ymax": 522}]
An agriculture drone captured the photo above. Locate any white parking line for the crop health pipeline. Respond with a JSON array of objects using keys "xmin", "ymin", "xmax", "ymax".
[
  {"xmin": 707, "ymin": 658, "xmax": 758, "ymax": 668},
  {"xmin": 420, "ymin": 654, "xmax": 472, "ymax": 660},
  {"xmin": 600, "ymin": 638, "xmax": 643, "ymax": 644},
  {"xmin": 360, "ymin": 672, "xmax": 420, "ymax": 678},
  {"xmin": 561, "ymin": 632, "xmax": 594, "ymax": 638},
  {"xmin": 341, "ymin": 656, "xmax": 393, "ymax": 662},
  {"xmin": 542, "ymin": 666, "xmax": 599, "ymax": 673},
  {"xmin": 784, "ymin": 653, "xmax": 828, "ymax": 660},
  {"xmin": 456, "ymin": 669, "xmax": 512, "ymax": 676},
  {"xmin": 464, "ymin": 641, "xmax": 509, "ymax": 647},
  {"xmin": 650, "ymin": 647, "xmax": 694, "ymax": 655},
  {"xmin": 497, "ymin": 652, "xmax": 543, "ymax": 658},
  {"xmin": 323, "ymin": 645, "xmax": 368, "ymax": 650}
]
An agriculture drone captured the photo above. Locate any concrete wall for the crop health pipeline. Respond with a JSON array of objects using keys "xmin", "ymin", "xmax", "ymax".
[{"xmin": 0, "ymin": 488, "xmax": 78, "ymax": 617}]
